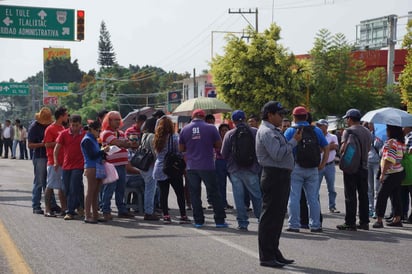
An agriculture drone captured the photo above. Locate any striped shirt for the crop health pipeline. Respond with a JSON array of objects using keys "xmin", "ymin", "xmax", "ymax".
[
  {"xmin": 101, "ymin": 129, "xmax": 128, "ymax": 166},
  {"xmin": 381, "ymin": 138, "xmax": 406, "ymax": 174}
]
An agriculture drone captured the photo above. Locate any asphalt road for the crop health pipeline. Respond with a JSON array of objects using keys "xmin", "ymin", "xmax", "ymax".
[{"xmin": 1, "ymin": 158, "xmax": 412, "ymax": 274}]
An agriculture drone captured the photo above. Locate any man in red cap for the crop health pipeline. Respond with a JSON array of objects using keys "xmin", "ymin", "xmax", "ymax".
[
  {"xmin": 179, "ymin": 109, "xmax": 228, "ymax": 228},
  {"xmin": 284, "ymin": 106, "xmax": 329, "ymax": 233}
]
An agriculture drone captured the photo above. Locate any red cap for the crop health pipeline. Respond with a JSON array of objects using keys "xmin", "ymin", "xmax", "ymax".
[
  {"xmin": 192, "ymin": 109, "xmax": 206, "ymax": 118},
  {"xmin": 292, "ymin": 106, "xmax": 308, "ymax": 115}
]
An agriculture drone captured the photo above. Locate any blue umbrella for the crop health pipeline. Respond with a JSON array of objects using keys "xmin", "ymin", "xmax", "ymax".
[
  {"xmin": 361, "ymin": 107, "xmax": 412, "ymax": 127},
  {"xmin": 373, "ymin": 123, "xmax": 387, "ymax": 142}
]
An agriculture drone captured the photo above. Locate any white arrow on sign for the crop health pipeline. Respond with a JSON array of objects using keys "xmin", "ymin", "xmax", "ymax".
[
  {"xmin": 62, "ymin": 27, "xmax": 70, "ymax": 35},
  {"xmin": 38, "ymin": 10, "xmax": 47, "ymax": 20},
  {"xmin": 2, "ymin": 17, "xmax": 13, "ymax": 26}
]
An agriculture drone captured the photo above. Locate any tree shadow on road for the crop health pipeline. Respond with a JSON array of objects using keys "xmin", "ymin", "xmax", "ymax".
[
  {"xmin": 281, "ymin": 226, "xmax": 412, "ymax": 243},
  {"xmin": 287, "ymin": 264, "xmax": 362, "ymax": 274}
]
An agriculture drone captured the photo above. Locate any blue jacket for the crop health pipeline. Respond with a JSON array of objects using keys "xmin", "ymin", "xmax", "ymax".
[{"xmin": 81, "ymin": 132, "xmax": 105, "ymax": 169}]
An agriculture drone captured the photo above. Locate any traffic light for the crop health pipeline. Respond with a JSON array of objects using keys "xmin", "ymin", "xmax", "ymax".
[{"xmin": 77, "ymin": 10, "xmax": 85, "ymax": 41}]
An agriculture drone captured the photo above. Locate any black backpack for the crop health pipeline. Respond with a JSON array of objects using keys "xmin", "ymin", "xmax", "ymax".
[
  {"xmin": 295, "ymin": 126, "xmax": 321, "ymax": 168},
  {"xmin": 231, "ymin": 124, "xmax": 256, "ymax": 167}
]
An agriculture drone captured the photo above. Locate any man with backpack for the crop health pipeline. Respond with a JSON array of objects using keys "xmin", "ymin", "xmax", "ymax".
[
  {"xmin": 221, "ymin": 110, "xmax": 262, "ymax": 231},
  {"xmin": 284, "ymin": 106, "xmax": 329, "ymax": 233},
  {"xmin": 337, "ymin": 109, "xmax": 371, "ymax": 231}
]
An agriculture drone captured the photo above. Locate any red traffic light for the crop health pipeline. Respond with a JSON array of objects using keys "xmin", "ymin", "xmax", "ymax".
[
  {"xmin": 77, "ymin": 10, "xmax": 85, "ymax": 41},
  {"xmin": 77, "ymin": 10, "xmax": 85, "ymax": 18}
]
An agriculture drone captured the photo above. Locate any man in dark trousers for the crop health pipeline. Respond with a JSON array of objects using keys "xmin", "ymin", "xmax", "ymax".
[
  {"xmin": 255, "ymin": 101, "xmax": 302, "ymax": 268},
  {"xmin": 337, "ymin": 109, "xmax": 372, "ymax": 230}
]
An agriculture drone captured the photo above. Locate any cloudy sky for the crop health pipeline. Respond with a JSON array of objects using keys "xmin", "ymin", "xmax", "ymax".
[{"xmin": 0, "ymin": 0, "xmax": 411, "ymax": 82}]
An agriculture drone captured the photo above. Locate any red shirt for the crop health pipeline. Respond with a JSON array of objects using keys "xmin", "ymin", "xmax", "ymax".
[
  {"xmin": 44, "ymin": 123, "xmax": 65, "ymax": 165},
  {"xmin": 100, "ymin": 129, "xmax": 128, "ymax": 166},
  {"xmin": 125, "ymin": 125, "xmax": 140, "ymax": 138},
  {"xmin": 56, "ymin": 128, "xmax": 85, "ymax": 170}
]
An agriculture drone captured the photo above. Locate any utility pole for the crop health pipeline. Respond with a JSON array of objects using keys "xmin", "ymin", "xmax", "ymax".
[
  {"xmin": 387, "ymin": 15, "xmax": 397, "ymax": 87},
  {"xmin": 193, "ymin": 68, "xmax": 197, "ymax": 98},
  {"xmin": 228, "ymin": 8, "xmax": 258, "ymax": 32}
]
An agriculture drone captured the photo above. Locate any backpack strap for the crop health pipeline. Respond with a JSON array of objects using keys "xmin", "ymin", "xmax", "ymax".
[{"xmin": 167, "ymin": 134, "xmax": 175, "ymax": 153}]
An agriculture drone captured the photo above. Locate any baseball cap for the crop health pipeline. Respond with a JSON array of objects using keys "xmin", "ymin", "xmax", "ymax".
[
  {"xmin": 316, "ymin": 119, "xmax": 329, "ymax": 126},
  {"xmin": 231, "ymin": 110, "xmax": 246, "ymax": 121},
  {"xmin": 192, "ymin": 109, "xmax": 206, "ymax": 118},
  {"xmin": 262, "ymin": 101, "xmax": 288, "ymax": 116},
  {"xmin": 292, "ymin": 106, "xmax": 308, "ymax": 116},
  {"xmin": 342, "ymin": 108, "xmax": 361, "ymax": 119}
]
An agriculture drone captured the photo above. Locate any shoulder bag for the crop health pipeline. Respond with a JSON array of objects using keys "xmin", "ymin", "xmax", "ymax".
[
  {"xmin": 163, "ymin": 135, "xmax": 186, "ymax": 178},
  {"xmin": 131, "ymin": 134, "xmax": 155, "ymax": 171}
]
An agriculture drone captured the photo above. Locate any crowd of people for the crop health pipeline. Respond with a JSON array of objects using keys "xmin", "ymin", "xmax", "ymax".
[
  {"xmin": 3, "ymin": 99, "xmax": 412, "ymax": 269},
  {"xmin": 0, "ymin": 119, "xmax": 29, "ymax": 160}
]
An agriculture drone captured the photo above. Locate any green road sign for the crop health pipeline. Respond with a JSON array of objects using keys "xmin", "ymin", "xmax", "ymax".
[
  {"xmin": 0, "ymin": 82, "xmax": 29, "ymax": 96},
  {"xmin": 0, "ymin": 5, "xmax": 75, "ymax": 41},
  {"xmin": 45, "ymin": 83, "xmax": 69, "ymax": 96}
]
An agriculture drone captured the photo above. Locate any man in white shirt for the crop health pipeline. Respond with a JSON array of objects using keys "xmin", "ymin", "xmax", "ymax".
[
  {"xmin": 316, "ymin": 119, "xmax": 340, "ymax": 213},
  {"xmin": 2, "ymin": 120, "xmax": 14, "ymax": 158}
]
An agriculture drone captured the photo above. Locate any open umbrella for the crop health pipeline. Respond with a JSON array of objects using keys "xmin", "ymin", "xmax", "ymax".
[
  {"xmin": 121, "ymin": 106, "xmax": 155, "ymax": 130},
  {"xmin": 361, "ymin": 107, "xmax": 412, "ymax": 127},
  {"xmin": 172, "ymin": 97, "xmax": 232, "ymax": 116}
]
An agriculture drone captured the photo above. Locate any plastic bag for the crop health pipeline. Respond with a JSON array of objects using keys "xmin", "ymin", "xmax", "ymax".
[{"xmin": 102, "ymin": 162, "xmax": 119, "ymax": 184}]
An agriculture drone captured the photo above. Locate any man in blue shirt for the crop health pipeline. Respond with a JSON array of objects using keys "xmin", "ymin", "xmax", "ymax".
[{"xmin": 284, "ymin": 106, "xmax": 329, "ymax": 233}]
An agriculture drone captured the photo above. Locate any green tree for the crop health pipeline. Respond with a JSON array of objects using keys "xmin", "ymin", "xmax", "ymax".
[
  {"xmin": 211, "ymin": 24, "xmax": 304, "ymax": 115},
  {"xmin": 97, "ymin": 21, "xmax": 117, "ymax": 68},
  {"xmin": 309, "ymin": 29, "xmax": 391, "ymax": 118},
  {"xmin": 400, "ymin": 19, "xmax": 412, "ymax": 112},
  {"xmin": 44, "ymin": 58, "xmax": 83, "ymax": 83}
]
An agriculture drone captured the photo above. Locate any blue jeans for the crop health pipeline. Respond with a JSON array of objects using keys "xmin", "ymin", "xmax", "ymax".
[
  {"xmin": 101, "ymin": 165, "xmax": 127, "ymax": 214},
  {"xmin": 367, "ymin": 162, "xmax": 380, "ymax": 213},
  {"xmin": 12, "ymin": 139, "xmax": 19, "ymax": 158},
  {"xmin": 318, "ymin": 162, "xmax": 337, "ymax": 209},
  {"xmin": 215, "ymin": 159, "xmax": 229, "ymax": 207},
  {"xmin": 32, "ymin": 157, "xmax": 47, "ymax": 210},
  {"xmin": 140, "ymin": 166, "xmax": 157, "ymax": 215},
  {"xmin": 62, "ymin": 169, "xmax": 84, "ymax": 215},
  {"xmin": 186, "ymin": 170, "xmax": 226, "ymax": 225},
  {"xmin": 229, "ymin": 170, "xmax": 262, "ymax": 228},
  {"xmin": 288, "ymin": 165, "xmax": 321, "ymax": 229}
]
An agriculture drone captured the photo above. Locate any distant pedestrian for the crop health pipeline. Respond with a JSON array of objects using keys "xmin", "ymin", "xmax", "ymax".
[
  {"xmin": 215, "ymin": 123, "xmax": 233, "ymax": 210},
  {"xmin": 316, "ymin": 119, "xmax": 340, "ymax": 213},
  {"xmin": 125, "ymin": 114, "xmax": 147, "ymax": 141},
  {"xmin": 18, "ymin": 125, "xmax": 28, "ymax": 160},
  {"xmin": 11, "ymin": 119, "xmax": 21, "ymax": 159},
  {"xmin": 2, "ymin": 119, "xmax": 13, "ymax": 158},
  {"xmin": 136, "ymin": 117, "xmax": 159, "ymax": 221},
  {"xmin": 281, "ymin": 118, "xmax": 291, "ymax": 133},
  {"xmin": 247, "ymin": 114, "xmax": 260, "ymax": 129}
]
